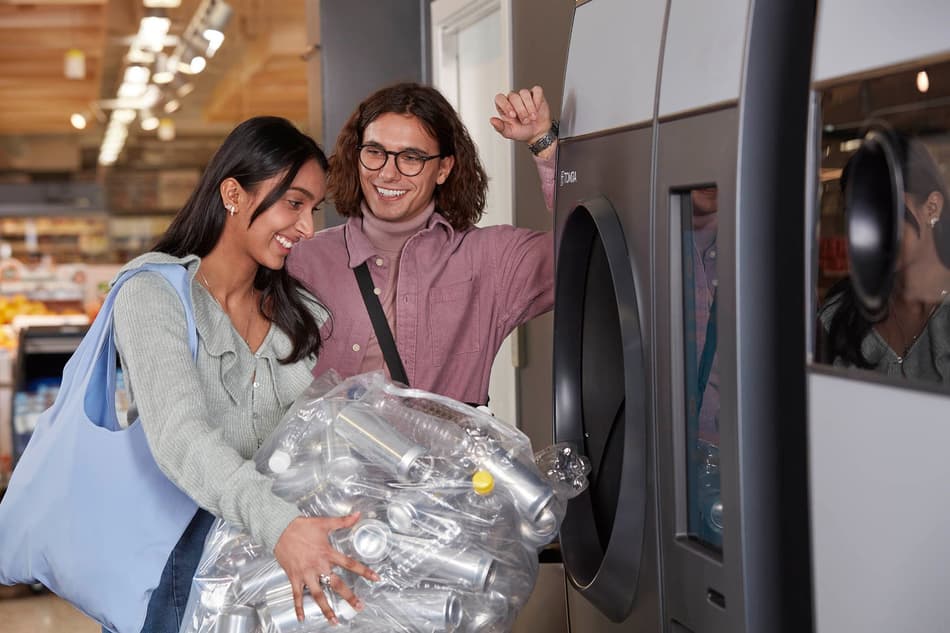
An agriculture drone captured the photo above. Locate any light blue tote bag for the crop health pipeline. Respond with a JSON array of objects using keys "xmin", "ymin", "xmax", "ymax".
[{"xmin": 0, "ymin": 264, "xmax": 200, "ymax": 633}]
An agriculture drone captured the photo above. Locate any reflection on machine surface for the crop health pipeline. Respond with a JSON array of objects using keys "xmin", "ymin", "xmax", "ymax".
[
  {"xmin": 679, "ymin": 187, "xmax": 722, "ymax": 551},
  {"xmin": 815, "ymin": 60, "xmax": 950, "ymax": 388}
]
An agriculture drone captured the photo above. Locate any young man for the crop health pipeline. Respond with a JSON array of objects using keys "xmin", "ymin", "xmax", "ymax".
[{"xmin": 288, "ymin": 83, "xmax": 558, "ymax": 406}]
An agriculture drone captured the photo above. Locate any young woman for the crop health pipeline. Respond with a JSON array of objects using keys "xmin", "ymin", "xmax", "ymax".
[{"xmin": 112, "ymin": 116, "xmax": 376, "ymax": 632}]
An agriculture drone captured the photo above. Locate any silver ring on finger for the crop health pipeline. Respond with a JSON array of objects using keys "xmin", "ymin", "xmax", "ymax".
[{"xmin": 318, "ymin": 573, "xmax": 332, "ymax": 588}]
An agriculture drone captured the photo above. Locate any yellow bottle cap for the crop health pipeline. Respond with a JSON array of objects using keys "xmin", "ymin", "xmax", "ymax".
[{"xmin": 472, "ymin": 470, "xmax": 495, "ymax": 495}]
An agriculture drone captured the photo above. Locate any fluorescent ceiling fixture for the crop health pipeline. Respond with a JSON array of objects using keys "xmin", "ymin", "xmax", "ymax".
[
  {"xmin": 143, "ymin": 0, "xmax": 182, "ymax": 6},
  {"xmin": 917, "ymin": 70, "xmax": 930, "ymax": 93},
  {"xmin": 70, "ymin": 113, "xmax": 87, "ymax": 130}
]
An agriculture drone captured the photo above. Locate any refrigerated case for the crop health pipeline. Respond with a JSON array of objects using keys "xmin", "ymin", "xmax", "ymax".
[{"xmin": 10, "ymin": 324, "xmax": 86, "ymax": 467}]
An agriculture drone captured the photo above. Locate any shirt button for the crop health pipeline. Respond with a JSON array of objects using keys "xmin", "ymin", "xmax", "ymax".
[
  {"xmin": 253, "ymin": 381, "xmax": 259, "ymax": 388},
  {"xmin": 709, "ymin": 249, "xmax": 717, "ymax": 259},
  {"xmin": 375, "ymin": 258, "xmax": 384, "ymax": 266},
  {"xmin": 352, "ymin": 344, "xmax": 361, "ymax": 352},
  {"xmin": 373, "ymin": 287, "xmax": 381, "ymax": 296}
]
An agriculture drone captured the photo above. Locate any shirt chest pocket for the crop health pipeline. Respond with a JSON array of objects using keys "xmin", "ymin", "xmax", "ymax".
[{"xmin": 428, "ymin": 279, "xmax": 480, "ymax": 367}]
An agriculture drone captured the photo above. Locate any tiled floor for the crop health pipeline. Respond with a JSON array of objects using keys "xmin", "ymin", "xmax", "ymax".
[{"xmin": 0, "ymin": 589, "xmax": 99, "ymax": 633}]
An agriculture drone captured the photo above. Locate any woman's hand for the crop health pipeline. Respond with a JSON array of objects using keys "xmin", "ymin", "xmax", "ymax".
[
  {"xmin": 490, "ymin": 85, "xmax": 553, "ymax": 145},
  {"xmin": 273, "ymin": 513, "xmax": 380, "ymax": 625}
]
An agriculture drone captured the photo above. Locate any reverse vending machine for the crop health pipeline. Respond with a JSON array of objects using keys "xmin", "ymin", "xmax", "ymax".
[{"xmin": 550, "ymin": 0, "xmax": 950, "ymax": 632}]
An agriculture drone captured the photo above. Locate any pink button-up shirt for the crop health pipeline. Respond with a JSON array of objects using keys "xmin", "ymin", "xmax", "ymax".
[{"xmin": 288, "ymin": 157, "xmax": 555, "ymax": 405}]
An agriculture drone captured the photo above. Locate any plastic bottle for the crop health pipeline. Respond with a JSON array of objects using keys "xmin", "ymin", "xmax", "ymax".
[{"xmin": 457, "ymin": 470, "xmax": 520, "ymax": 555}]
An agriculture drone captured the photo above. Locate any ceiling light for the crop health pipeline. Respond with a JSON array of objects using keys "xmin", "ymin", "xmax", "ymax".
[
  {"xmin": 176, "ymin": 81, "xmax": 195, "ymax": 98},
  {"xmin": 163, "ymin": 99, "xmax": 181, "ymax": 113},
  {"xmin": 202, "ymin": 1, "xmax": 233, "ymax": 55},
  {"xmin": 143, "ymin": 0, "xmax": 182, "ymax": 7},
  {"xmin": 124, "ymin": 65, "xmax": 151, "ymax": 84},
  {"xmin": 64, "ymin": 49, "xmax": 85, "ymax": 80},
  {"xmin": 152, "ymin": 53, "xmax": 175, "ymax": 84},
  {"xmin": 176, "ymin": 44, "xmax": 205, "ymax": 74},
  {"xmin": 917, "ymin": 70, "xmax": 930, "ymax": 93},
  {"xmin": 138, "ymin": 11, "xmax": 172, "ymax": 53},
  {"xmin": 70, "ymin": 113, "xmax": 87, "ymax": 130},
  {"xmin": 140, "ymin": 110, "xmax": 160, "ymax": 131},
  {"xmin": 839, "ymin": 139, "xmax": 862, "ymax": 153}
]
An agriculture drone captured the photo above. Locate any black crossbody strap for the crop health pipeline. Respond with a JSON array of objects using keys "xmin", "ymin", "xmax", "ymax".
[{"xmin": 354, "ymin": 262, "xmax": 409, "ymax": 385}]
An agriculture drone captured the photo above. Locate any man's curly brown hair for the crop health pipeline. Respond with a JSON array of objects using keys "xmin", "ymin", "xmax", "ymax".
[{"xmin": 328, "ymin": 82, "xmax": 489, "ymax": 231}]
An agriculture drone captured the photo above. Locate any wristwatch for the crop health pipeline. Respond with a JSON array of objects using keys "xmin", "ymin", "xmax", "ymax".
[{"xmin": 528, "ymin": 120, "xmax": 559, "ymax": 156}]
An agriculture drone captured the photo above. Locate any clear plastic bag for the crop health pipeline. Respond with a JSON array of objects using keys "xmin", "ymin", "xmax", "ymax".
[{"xmin": 179, "ymin": 371, "xmax": 589, "ymax": 633}]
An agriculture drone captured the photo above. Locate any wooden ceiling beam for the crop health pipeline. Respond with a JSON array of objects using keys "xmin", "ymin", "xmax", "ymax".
[
  {"xmin": 0, "ymin": 27, "xmax": 104, "ymax": 50},
  {"xmin": 0, "ymin": 4, "xmax": 103, "ymax": 28}
]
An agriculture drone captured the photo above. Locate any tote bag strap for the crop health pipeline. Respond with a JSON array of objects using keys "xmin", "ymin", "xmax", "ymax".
[{"xmin": 76, "ymin": 264, "xmax": 200, "ymax": 432}]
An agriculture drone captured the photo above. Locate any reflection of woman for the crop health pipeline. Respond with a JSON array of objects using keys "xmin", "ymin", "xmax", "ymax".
[{"xmin": 817, "ymin": 135, "xmax": 950, "ymax": 380}]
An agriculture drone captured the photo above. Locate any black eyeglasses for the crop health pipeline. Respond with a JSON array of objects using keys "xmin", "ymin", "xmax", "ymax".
[{"xmin": 358, "ymin": 144, "xmax": 442, "ymax": 177}]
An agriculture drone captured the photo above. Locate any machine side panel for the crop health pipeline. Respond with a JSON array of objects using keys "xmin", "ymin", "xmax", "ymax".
[
  {"xmin": 560, "ymin": 0, "xmax": 666, "ymax": 138},
  {"xmin": 658, "ymin": 0, "xmax": 750, "ymax": 117}
]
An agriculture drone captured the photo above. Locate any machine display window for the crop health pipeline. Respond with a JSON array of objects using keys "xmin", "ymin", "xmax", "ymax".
[
  {"xmin": 679, "ymin": 186, "xmax": 722, "ymax": 551},
  {"xmin": 813, "ymin": 60, "xmax": 950, "ymax": 390}
]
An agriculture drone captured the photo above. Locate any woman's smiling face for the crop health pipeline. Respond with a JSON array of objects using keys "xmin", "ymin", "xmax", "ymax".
[{"xmin": 238, "ymin": 158, "xmax": 326, "ymax": 270}]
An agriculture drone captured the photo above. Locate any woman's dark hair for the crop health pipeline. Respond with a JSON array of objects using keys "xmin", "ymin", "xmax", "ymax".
[
  {"xmin": 328, "ymin": 82, "xmax": 489, "ymax": 231},
  {"xmin": 819, "ymin": 133, "xmax": 950, "ymax": 366},
  {"xmin": 152, "ymin": 116, "xmax": 329, "ymax": 364}
]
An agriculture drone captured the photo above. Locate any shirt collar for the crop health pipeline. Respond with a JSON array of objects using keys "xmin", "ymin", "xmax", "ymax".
[{"xmin": 344, "ymin": 202, "xmax": 454, "ymax": 269}]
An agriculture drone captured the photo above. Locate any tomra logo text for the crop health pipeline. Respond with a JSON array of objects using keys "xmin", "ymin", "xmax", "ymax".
[{"xmin": 560, "ymin": 170, "xmax": 577, "ymax": 186}]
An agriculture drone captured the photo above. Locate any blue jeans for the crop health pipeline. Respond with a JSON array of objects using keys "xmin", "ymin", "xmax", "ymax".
[{"xmin": 103, "ymin": 509, "xmax": 215, "ymax": 633}]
